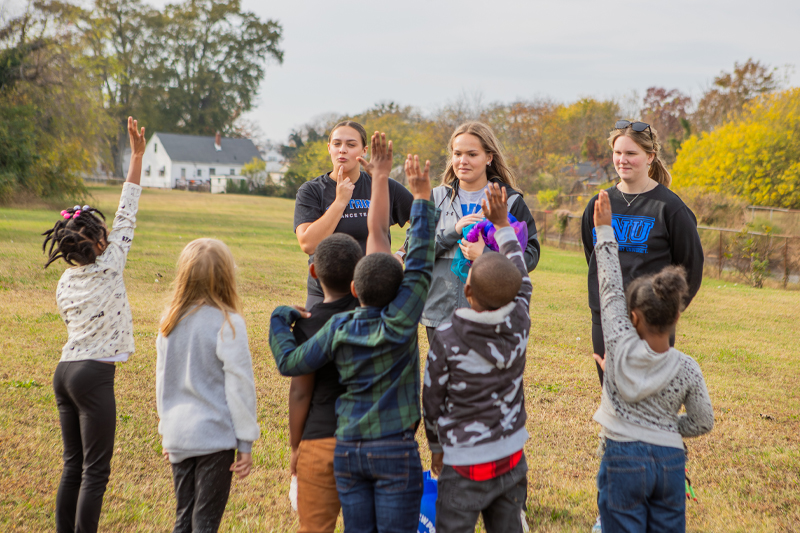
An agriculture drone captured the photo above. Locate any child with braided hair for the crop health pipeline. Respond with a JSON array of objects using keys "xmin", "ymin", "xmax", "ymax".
[{"xmin": 43, "ymin": 117, "xmax": 145, "ymax": 533}]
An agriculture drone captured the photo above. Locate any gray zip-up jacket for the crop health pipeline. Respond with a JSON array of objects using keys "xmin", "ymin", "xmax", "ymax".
[
  {"xmin": 593, "ymin": 225, "xmax": 714, "ymax": 449},
  {"xmin": 420, "ymin": 180, "xmax": 540, "ymax": 328},
  {"xmin": 423, "ymin": 227, "xmax": 532, "ymax": 465}
]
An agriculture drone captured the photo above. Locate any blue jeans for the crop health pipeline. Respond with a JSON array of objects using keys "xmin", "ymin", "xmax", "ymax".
[
  {"xmin": 597, "ymin": 440, "xmax": 686, "ymax": 533},
  {"xmin": 334, "ymin": 431, "xmax": 423, "ymax": 533}
]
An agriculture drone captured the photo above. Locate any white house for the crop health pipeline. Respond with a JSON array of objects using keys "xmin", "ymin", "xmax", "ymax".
[{"xmin": 139, "ymin": 132, "xmax": 263, "ymax": 193}]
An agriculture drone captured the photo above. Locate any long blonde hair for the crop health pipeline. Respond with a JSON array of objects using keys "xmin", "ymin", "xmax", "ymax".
[
  {"xmin": 160, "ymin": 238, "xmax": 242, "ymax": 337},
  {"xmin": 441, "ymin": 122, "xmax": 519, "ymax": 197},
  {"xmin": 608, "ymin": 123, "xmax": 672, "ymax": 187}
]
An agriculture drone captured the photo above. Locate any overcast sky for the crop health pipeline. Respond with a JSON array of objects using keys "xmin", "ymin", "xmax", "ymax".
[{"xmin": 233, "ymin": 0, "xmax": 798, "ymax": 143}]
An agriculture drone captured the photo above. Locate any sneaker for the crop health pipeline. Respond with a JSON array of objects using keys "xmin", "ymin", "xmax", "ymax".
[{"xmin": 591, "ymin": 515, "xmax": 602, "ymax": 532}]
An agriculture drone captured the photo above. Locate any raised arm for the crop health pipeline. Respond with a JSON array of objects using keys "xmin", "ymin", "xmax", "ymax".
[
  {"xmin": 127, "ymin": 117, "xmax": 145, "ymax": 186},
  {"xmin": 381, "ymin": 155, "xmax": 434, "ymax": 336},
  {"xmin": 101, "ymin": 117, "xmax": 144, "ymax": 270},
  {"xmin": 483, "ymin": 183, "xmax": 532, "ymax": 304},
  {"xmin": 359, "ymin": 131, "xmax": 394, "ymax": 255}
]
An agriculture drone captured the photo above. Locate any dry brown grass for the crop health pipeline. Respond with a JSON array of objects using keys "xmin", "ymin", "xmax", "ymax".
[{"xmin": 1, "ymin": 186, "xmax": 798, "ymax": 531}]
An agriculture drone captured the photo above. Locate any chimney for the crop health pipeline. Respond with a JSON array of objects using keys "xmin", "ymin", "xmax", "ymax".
[{"xmin": 215, "ymin": 132, "xmax": 222, "ymax": 151}]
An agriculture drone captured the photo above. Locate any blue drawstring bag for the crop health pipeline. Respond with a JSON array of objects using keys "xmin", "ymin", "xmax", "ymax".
[{"xmin": 418, "ymin": 470, "xmax": 437, "ymax": 532}]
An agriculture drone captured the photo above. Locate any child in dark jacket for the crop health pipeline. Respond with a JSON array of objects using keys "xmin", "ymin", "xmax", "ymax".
[
  {"xmin": 288, "ymin": 233, "xmax": 361, "ymax": 533},
  {"xmin": 423, "ymin": 182, "xmax": 532, "ymax": 533},
  {"xmin": 270, "ymin": 140, "xmax": 435, "ymax": 533}
]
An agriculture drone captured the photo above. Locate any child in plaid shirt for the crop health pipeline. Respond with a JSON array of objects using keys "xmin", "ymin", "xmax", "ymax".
[
  {"xmin": 270, "ymin": 133, "xmax": 434, "ymax": 533},
  {"xmin": 423, "ymin": 183, "xmax": 532, "ymax": 533}
]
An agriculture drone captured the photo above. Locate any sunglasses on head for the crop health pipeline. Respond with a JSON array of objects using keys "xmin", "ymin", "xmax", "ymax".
[{"xmin": 615, "ymin": 120, "xmax": 653, "ymax": 142}]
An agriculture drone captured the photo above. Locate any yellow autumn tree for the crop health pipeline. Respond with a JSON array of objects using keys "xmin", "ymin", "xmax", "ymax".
[{"xmin": 673, "ymin": 88, "xmax": 800, "ymax": 208}]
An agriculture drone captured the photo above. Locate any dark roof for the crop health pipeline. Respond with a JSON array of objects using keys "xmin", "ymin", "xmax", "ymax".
[{"xmin": 154, "ymin": 133, "xmax": 262, "ymax": 165}]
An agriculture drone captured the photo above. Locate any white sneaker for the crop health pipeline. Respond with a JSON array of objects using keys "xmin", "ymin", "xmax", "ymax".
[{"xmin": 591, "ymin": 516, "xmax": 602, "ymax": 532}]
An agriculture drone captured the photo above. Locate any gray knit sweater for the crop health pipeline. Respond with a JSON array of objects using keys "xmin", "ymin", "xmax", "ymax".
[
  {"xmin": 156, "ymin": 306, "xmax": 260, "ymax": 463},
  {"xmin": 593, "ymin": 225, "xmax": 714, "ymax": 449}
]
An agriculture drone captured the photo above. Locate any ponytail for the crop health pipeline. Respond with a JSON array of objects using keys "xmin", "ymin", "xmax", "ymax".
[
  {"xmin": 648, "ymin": 156, "xmax": 672, "ymax": 188},
  {"xmin": 626, "ymin": 265, "xmax": 688, "ymax": 333}
]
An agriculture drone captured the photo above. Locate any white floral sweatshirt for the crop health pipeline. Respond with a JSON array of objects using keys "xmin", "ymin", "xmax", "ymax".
[{"xmin": 56, "ymin": 183, "xmax": 141, "ymax": 362}]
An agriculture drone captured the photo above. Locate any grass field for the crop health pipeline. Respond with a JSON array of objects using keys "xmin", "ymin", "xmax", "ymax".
[{"xmin": 1, "ymin": 186, "xmax": 799, "ymax": 532}]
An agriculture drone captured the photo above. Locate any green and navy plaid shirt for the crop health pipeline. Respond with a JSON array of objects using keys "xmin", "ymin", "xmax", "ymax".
[{"xmin": 270, "ymin": 199, "xmax": 435, "ymax": 441}]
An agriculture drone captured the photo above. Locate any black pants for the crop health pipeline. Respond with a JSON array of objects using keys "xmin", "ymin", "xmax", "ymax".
[
  {"xmin": 436, "ymin": 454, "xmax": 528, "ymax": 533},
  {"xmin": 53, "ymin": 360, "xmax": 117, "ymax": 533},
  {"xmin": 171, "ymin": 450, "xmax": 235, "ymax": 533},
  {"xmin": 591, "ymin": 314, "xmax": 676, "ymax": 387}
]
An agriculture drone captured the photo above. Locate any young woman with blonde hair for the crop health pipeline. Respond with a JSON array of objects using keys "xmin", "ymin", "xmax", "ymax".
[
  {"xmin": 581, "ymin": 121, "xmax": 704, "ymax": 388},
  {"xmin": 156, "ymin": 238, "xmax": 260, "ymax": 533},
  {"xmin": 421, "ymin": 121, "xmax": 540, "ymax": 341}
]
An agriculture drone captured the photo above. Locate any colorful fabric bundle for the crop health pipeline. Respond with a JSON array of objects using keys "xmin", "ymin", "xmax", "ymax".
[{"xmin": 450, "ymin": 214, "xmax": 528, "ymax": 283}]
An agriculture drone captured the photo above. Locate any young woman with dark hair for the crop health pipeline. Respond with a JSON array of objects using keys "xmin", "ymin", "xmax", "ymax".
[{"xmin": 293, "ymin": 121, "xmax": 413, "ymax": 308}]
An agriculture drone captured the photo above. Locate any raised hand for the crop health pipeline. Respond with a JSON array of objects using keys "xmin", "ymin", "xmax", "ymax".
[
  {"xmin": 128, "ymin": 117, "xmax": 146, "ymax": 157},
  {"xmin": 405, "ymin": 154, "xmax": 431, "ymax": 201},
  {"xmin": 593, "ymin": 190, "xmax": 612, "ymax": 228},
  {"xmin": 481, "ymin": 182, "xmax": 509, "ymax": 228},
  {"xmin": 334, "ymin": 166, "xmax": 355, "ymax": 208},
  {"xmin": 356, "ymin": 131, "xmax": 393, "ymax": 181}
]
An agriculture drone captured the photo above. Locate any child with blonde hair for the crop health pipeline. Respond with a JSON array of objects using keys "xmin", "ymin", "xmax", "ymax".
[
  {"xmin": 44, "ymin": 117, "xmax": 144, "ymax": 533},
  {"xmin": 156, "ymin": 238, "xmax": 260, "ymax": 533}
]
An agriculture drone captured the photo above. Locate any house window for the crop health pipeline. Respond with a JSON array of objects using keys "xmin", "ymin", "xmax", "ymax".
[
  {"xmin": 181, "ymin": 168, "xmax": 186, "ymax": 178},
  {"xmin": 145, "ymin": 165, "xmax": 151, "ymax": 177},
  {"xmin": 197, "ymin": 169, "xmax": 202, "ymax": 177},
  {"xmin": 154, "ymin": 143, "xmax": 157, "ymax": 153},
  {"xmin": 230, "ymin": 168, "xmax": 235, "ymax": 175},
  {"xmin": 159, "ymin": 166, "xmax": 165, "ymax": 177},
  {"xmin": 210, "ymin": 168, "xmax": 216, "ymax": 176}
]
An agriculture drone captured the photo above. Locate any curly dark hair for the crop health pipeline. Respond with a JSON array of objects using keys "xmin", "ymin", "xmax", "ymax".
[
  {"xmin": 626, "ymin": 265, "xmax": 688, "ymax": 333},
  {"xmin": 42, "ymin": 205, "xmax": 108, "ymax": 268},
  {"xmin": 313, "ymin": 234, "xmax": 363, "ymax": 293},
  {"xmin": 353, "ymin": 253, "xmax": 403, "ymax": 308}
]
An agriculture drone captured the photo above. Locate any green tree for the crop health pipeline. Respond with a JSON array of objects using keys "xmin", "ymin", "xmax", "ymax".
[
  {"xmin": 673, "ymin": 88, "xmax": 800, "ymax": 208},
  {"xmin": 139, "ymin": 0, "xmax": 283, "ymax": 137},
  {"xmin": 0, "ymin": 1, "xmax": 112, "ymax": 202}
]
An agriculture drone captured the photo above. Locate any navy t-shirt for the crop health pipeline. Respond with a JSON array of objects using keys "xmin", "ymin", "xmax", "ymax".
[
  {"xmin": 294, "ymin": 171, "xmax": 414, "ymax": 303},
  {"xmin": 293, "ymin": 294, "xmax": 359, "ymax": 440}
]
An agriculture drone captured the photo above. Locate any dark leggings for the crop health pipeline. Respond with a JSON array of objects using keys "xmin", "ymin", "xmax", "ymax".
[
  {"xmin": 53, "ymin": 360, "xmax": 117, "ymax": 533},
  {"xmin": 591, "ymin": 315, "xmax": 676, "ymax": 387},
  {"xmin": 171, "ymin": 450, "xmax": 235, "ymax": 533}
]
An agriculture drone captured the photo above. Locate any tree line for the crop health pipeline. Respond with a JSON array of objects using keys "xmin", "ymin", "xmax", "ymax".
[
  {"xmin": 0, "ymin": 0, "xmax": 282, "ymax": 203},
  {"xmin": 277, "ymin": 59, "xmax": 798, "ymax": 209}
]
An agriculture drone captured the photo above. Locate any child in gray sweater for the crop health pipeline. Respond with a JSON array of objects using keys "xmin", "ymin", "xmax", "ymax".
[
  {"xmin": 156, "ymin": 238, "xmax": 260, "ymax": 533},
  {"xmin": 592, "ymin": 190, "xmax": 713, "ymax": 532}
]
